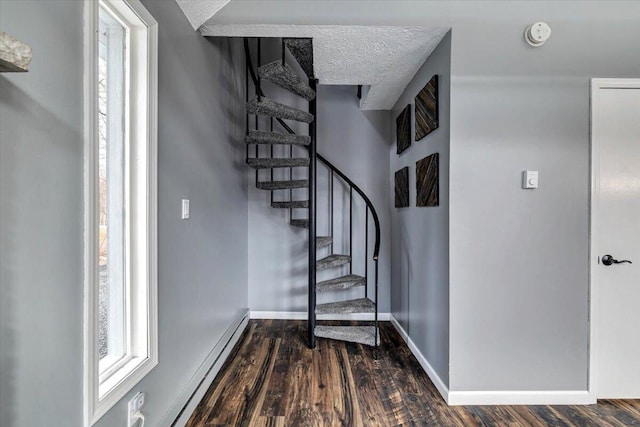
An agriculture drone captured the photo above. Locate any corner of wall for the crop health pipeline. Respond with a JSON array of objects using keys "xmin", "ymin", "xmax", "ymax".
[{"xmin": 389, "ymin": 30, "xmax": 452, "ymax": 389}]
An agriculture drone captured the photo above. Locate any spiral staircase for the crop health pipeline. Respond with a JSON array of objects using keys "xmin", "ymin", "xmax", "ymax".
[{"xmin": 244, "ymin": 38, "xmax": 381, "ymax": 349}]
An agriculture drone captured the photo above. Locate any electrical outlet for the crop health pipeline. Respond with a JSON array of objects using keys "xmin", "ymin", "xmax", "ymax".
[{"xmin": 128, "ymin": 392, "xmax": 145, "ymax": 427}]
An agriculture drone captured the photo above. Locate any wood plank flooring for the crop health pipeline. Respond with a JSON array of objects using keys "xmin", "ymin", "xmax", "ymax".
[{"xmin": 186, "ymin": 320, "xmax": 640, "ymax": 426}]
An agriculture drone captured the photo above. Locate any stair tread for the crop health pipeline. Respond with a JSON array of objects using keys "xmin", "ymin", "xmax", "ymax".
[
  {"xmin": 284, "ymin": 38, "xmax": 314, "ymax": 79},
  {"xmin": 314, "ymin": 325, "xmax": 379, "ymax": 347},
  {"xmin": 258, "ymin": 61, "xmax": 316, "ymax": 101},
  {"xmin": 271, "ymin": 200, "xmax": 309, "ymax": 209},
  {"xmin": 316, "ymin": 254, "xmax": 351, "ymax": 271},
  {"xmin": 316, "ymin": 236, "xmax": 333, "ymax": 249},
  {"xmin": 316, "ymin": 298, "xmax": 375, "ymax": 315},
  {"xmin": 256, "ymin": 179, "xmax": 308, "ymax": 190},
  {"xmin": 247, "ymin": 157, "xmax": 309, "ymax": 169},
  {"xmin": 290, "ymin": 219, "xmax": 308, "ymax": 228},
  {"xmin": 246, "ymin": 97, "xmax": 314, "ymax": 123},
  {"xmin": 245, "ymin": 130, "xmax": 310, "ymax": 146},
  {"xmin": 317, "ymin": 274, "xmax": 365, "ymax": 292}
]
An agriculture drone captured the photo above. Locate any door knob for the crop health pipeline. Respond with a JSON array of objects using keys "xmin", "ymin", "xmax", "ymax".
[{"xmin": 601, "ymin": 254, "xmax": 633, "ymax": 266}]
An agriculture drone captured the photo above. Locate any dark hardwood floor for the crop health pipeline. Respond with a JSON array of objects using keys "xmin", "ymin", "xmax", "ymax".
[{"xmin": 186, "ymin": 320, "xmax": 640, "ymax": 426}]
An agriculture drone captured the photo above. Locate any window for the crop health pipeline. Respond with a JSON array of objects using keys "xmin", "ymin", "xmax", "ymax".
[{"xmin": 84, "ymin": 0, "xmax": 157, "ymax": 423}]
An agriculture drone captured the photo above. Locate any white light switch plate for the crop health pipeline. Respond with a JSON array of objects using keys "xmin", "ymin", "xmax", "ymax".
[
  {"xmin": 522, "ymin": 171, "xmax": 539, "ymax": 189},
  {"xmin": 181, "ymin": 199, "xmax": 190, "ymax": 219}
]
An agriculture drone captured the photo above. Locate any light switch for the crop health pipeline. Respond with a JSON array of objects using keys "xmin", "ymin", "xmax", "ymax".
[
  {"xmin": 181, "ymin": 199, "xmax": 190, "ymax": 219},
  {"xmin": 522, "ymin": 171, "xmax": 539, "ymax": 189}
]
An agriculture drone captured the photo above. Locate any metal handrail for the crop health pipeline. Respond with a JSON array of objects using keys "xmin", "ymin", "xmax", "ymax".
[
  {"xmin": 243, "ymin": 38, "xmax": 381, "ymax": 260},
  {"xmin": 245, "ymin": 37, "xmax": 380, "ymax": 349}
]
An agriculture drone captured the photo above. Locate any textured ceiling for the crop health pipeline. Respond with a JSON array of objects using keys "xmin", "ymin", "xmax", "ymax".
[
  {"xmin": 201, "ymin": 24, "xmax": 447, "ymax": 110},
  {"xmin": 175, "ymin": 1, "xmax": 448, "ymax": 110},
  {"xmin": 175, "ymin": 0, "xmax": 232, "ymax": 30}
]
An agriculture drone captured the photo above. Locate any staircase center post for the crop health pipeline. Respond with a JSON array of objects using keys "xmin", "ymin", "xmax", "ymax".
[{"xmin": 308, "ymin": 78, "xmax": 318, "ymax": 349}]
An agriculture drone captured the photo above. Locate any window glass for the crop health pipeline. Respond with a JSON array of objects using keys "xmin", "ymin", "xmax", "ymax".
[{"xmin": 98, "ymin": 6, "xmax": 127, "ymax": 372}]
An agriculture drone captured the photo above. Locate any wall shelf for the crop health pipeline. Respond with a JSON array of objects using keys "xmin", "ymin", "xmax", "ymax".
[{"xmin": 0, "ymin": 32, "xmax": 32, "ymax": 72}]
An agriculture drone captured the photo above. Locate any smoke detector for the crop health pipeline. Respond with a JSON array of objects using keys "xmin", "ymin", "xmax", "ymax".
[{"xmin": 524, "ymin": 22, "xmax": 551, "ymax": 47}]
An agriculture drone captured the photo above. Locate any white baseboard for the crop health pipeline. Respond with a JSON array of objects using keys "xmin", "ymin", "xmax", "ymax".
[
  {"xmin": 160, "ymin": 309, "xmax": 250, "ymax": 427},
  {"xmin": 167, "ymin": 312, "xmax": 592, "ymax": 410},
  {"xmin": 250, "ymin": 311, "xmax": 391, "ymax": 321},
  {"xmin": 389, "ymin": 316, "xmax": 594, "ymax": 406},
  {"xmin": 390, "ymin": 315, "xmax": 450, "ymax": 404},
  {"xmin": 447, "ymin": 390, "xmax": 595, "ymax": 406}
]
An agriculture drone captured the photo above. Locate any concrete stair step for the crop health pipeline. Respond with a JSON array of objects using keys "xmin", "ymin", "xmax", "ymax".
[{"xmin": 316, "ymin": 298, "xmax": 375, "ymax": 315}]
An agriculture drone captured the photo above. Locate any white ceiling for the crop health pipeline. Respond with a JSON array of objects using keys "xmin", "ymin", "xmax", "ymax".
[{"xmin": 175, "ymin": 1, "xmax": 448, "ymax": 110}]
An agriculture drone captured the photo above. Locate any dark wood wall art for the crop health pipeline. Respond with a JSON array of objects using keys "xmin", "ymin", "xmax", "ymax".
[
  {"xmin": 394, "ymin": 167, "xmax": 409, "ymax": 208},
  {"xmin": 415, "ymin": 75, "xmax": 439, "ymax": 141},
  {"xmin": 416, "ymin": 153, "xmax": 439, "ymax": 207},
  {"xmin": 396, "ymin": 104, "xmax": 411, "ymax": 155}
]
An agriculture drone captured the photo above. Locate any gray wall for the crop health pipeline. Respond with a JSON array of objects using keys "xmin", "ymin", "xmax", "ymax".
[
  {"xmin": 0, "ymin": 2, "xmax": 84, "ymax": 426},
  {"xmin": 316, "ymin": 85, "xmax": 391, "ymax": 312},
  {"xmin": 389, "ymin": 32, "xmax": 451, "ymax": 387},
  {"xmin": 247, "ymin": 53, "xmax": 392, "ymax": 313},
  {"xmin": 449, "ymin": 76, "xmax": 590, "ymax": 391},
  {"xmin": 0, "ymin": 1, "xmax": 249, "ymax": 426},
  {"xmin": 446, "ymin": 4, "xmax": 640, "ymax": 392},
  {"xmin": 215, "ymin": 0, "xmax": 640, "ymax": 393},
  {"xmin": 246, "ymin": 39, "xmax": 313, "ymax": 313}
]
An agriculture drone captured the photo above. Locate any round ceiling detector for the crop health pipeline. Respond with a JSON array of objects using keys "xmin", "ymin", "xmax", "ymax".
[{"xmin": 525, "ymin": 22, "xmax": 551, "ymax": 47}]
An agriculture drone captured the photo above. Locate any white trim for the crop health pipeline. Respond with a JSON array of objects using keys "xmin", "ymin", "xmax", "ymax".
[
  {"xmin": 591, "ymin": 79, "xmax": 640, "ymax": 89},
  {"xmin": 161, "ymin": 310, "xmax": 250, "ymax": 427},
  {"xmin": 389, "ymin": 316, "xmax": 593, "ymax": 406},
  {"xmin": 389, "ymin": 315, "xmax": 450, "ymax": 403},
  {"xmin": 447, "ymin": 390, "xmax": 594, "ymax": 406},
  {"xmin": 589, "ymin": 78, "xmax": 640, "ymax": 401},
  {"xmin": 589, "ymin": 77, "xmax": 600, "ymax": 404},
  {"xmin": 250, "ymin": 311, "xmax": 391, "ymax": 321},
  {"xmin": 83, "ymin": 0, "xmax": 99, "ymax": 424},
  {"xmin": 84, "ymin": 0, "xmax": 158, "ymax": 424}
]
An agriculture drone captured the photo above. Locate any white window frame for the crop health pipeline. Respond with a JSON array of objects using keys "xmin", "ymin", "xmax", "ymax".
[{"xmin": 84, "ymin": 0, "xmax": 158, "ymax": 424}]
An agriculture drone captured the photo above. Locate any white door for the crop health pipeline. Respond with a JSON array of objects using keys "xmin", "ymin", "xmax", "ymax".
[{"xmin": 592, "ymin": 79, "xmax": 640, "ymax": 398}]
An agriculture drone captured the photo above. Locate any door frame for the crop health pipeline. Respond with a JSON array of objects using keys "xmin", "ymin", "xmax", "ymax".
[{"xmin": 589, "ymin": 78, "xmax": 640, "ymax": 400}]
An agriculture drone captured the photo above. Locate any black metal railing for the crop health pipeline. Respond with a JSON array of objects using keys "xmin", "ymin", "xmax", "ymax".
[
  {"xmin": 244, "ymin": 38, "xmax": 381, "ymax": 349},
  {"xmin": 308, "ymin": 77, "xmax": 317, "ymax": 348}
]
